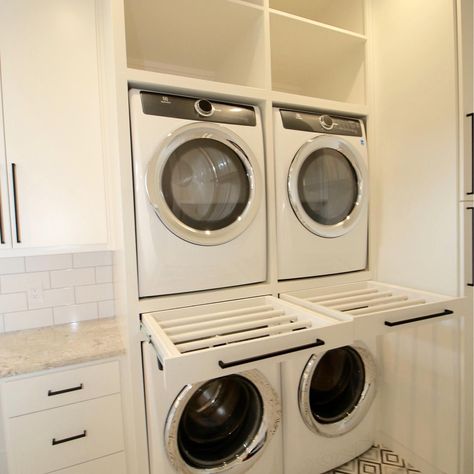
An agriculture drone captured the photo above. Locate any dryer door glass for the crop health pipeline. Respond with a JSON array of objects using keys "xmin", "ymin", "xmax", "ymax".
[
  {"xmin": 161, "ymin": 138, "xmax": 250, "ymax": 231},
  {"xmin": 297, "ymin": 148, "xmax": 358, "ymax": 226},
  {"xmin": 308, "ymin": 346, "xmax": 364, "ymax": 424},
  {"xmin": 177, "ymin": 375, "xmax": 263, "ymax": 469}
]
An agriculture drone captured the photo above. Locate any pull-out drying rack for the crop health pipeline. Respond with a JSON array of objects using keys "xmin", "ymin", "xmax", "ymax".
[
  {"xmin": 141, "ymin": 296, "xmax": 352, "ymax": 389},
  {"xmin": 281, "ymin": 281, "xmax": 463, "ymax": 338}
]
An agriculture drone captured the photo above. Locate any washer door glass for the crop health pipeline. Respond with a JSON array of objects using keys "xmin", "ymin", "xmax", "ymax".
[
  {"xmin": 146, "ymin": 124, "xmax": 262, "ymax": 246},
  {"xmin": 177, "ymin": 375, "xmax": 263, "ymax": 469},
  {"xmin": 308, "ymin": 346, "xmax": 364, "ymax": 424},
  {"xmin": 298, "ymin": 343, "xmax": 377, "ymax": 437},
  {"xmin": 162, "ymin": 138, "xmax": 250, "ymax": 232},
  {"xmin": 298, "ymin": 148, "xmax": 358, "ymax": 226},
  {"xmin": 288, "ymin": 135, "xmax": 367, "ymax": 238}
]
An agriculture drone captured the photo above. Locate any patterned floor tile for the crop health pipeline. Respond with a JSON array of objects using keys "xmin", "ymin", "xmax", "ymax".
[{"xmin": 324, "ymin": 445, "xmax": 421, "ymax": 474}]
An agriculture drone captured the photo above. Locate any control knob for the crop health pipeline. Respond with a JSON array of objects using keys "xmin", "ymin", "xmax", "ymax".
[
  {"xmin": 194, "ymin": 99, "xmax": 214, "ymax": 117},
  {"xmin": 319, "ymin": 114, "xmax": 334, "ymax": 130}
]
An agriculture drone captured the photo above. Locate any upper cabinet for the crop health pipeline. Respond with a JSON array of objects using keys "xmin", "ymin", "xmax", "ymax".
[
  {"xmin": 0, "ymin": 0, "xmax": 109, "ymax": 251},
  {"xmin": 124, "ymin": 0, "xmax": 367, "ymax": 110}
]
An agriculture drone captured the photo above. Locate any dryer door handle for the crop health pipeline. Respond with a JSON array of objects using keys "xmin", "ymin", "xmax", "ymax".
[
  {"xmin": 467, "ymin": 113, "xmax": 474, "ymax": 196},
  {"xmin": 218, "ymin": 339, "xmax": 325, "ymax": 369},
  {"xmin": 468, "ymin": 206, "xmax": 474, "ymax": 287},
  {"xmin": 384, "ymin": 309, "xmax": 453, "ymax": 327}
]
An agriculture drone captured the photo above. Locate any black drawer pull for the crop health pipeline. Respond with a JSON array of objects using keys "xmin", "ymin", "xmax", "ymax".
[
  {"xmin": 52, "ymin": 430, "xmax": 87, "ymax": 446},
  {"xmin": 467, "ymin": 113, "xmax": 474, "ymax": 196},
  {"xmin": 218, "ymin": 339, "xmax": 325, "ymax": 369},
  {"xmin": 48, "ymin": 383, "xmax": 83, "ymax": 397},
  {"xmin": 385, "ymin": 309, "xmax": 453, "ymax": 327},
  {"xmin": 468, "ymin": 206, "xmax": 474, "ymax": 287}
]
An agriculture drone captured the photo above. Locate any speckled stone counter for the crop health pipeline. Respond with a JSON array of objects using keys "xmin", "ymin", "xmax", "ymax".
[{"xmin": 0, "ymin": 318, "xmax": 125, "ymax": 378}]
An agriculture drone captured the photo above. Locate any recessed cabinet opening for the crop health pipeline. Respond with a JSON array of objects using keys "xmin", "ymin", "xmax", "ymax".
[
  {"xmin": 269, "ymin": 0, "xmax": 365, "ymax": 35},
  {"xmin": 270, "ymin": 13, "xmax": 366, "ymax": 103},
  {"xmin": 124, "ymin": 0, "xmax": 266, "ymax": 88}
]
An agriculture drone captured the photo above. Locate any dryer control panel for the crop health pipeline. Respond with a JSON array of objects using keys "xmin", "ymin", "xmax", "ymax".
[
  {"xmin": 140, "ymin": 91, "xmax": 256, "ymax": 126},
  {"xmin": 280, "ymin": 109, "xmax": 363, "ymax": 137}
]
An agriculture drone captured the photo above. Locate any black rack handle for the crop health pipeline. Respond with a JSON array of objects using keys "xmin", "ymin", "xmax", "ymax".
[
  {"xmin": 385, "ymin": 309, "xmax": 453, "ymax": 327},
  {"xmin": 468, "ymin": 206, "xmax": 474, "ymax": 287},
  {"xmin": 467, "ymin": 113, "xmax": 474, "ymax": 196},
  {"xmin": 218, "ymin": 339, "xmax": 325, "ymax": 369},
  {"xmin": 52, "ymin": 430, "xmax": 87, "ymax": 446},
  {"xmin": 48, "ymin": 383, "xmax": 83, "ymax": 397},
  {"xmin": 11, "ymin": 163, "xmax": 21, "ymax": 243}
]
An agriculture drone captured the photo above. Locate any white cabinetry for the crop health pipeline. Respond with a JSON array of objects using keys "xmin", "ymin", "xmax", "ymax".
[
  {"xmin": 0, "ymin": 0, "xmax": 108, "ymax": 251},
  {"xmin": 2, "ymin": 360, "xmax": 126, "ymax": 474}
]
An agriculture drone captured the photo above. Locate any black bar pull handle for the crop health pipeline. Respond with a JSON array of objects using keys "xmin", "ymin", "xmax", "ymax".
[
  {"xmin": 52, "ymin": 430, "xmax": 87, "ymax": 446},
  {"xmin": 218, "ymin": 339, "xmax": 325, "ymax": 369},
  {"xmin": 0, "ymin": 180, "xmax": 4, "ymax": 244},
  {"xmin": 467, "ymin": 113, "xmax": 474, "ymax": 196},
  {"xmin": 468, "ymin": 206, "xmax": 474, "ymax": 287},
  {"xmin": 11, "ymin": 163, "xmax": 20, "ymax": 243},
  {"xmin": 48, "ymin": 383, "xmax": 83, "ymax": 397},
  {"xmin": 384, "ymin": 309, "xmax": 453, "ymax": 327}
]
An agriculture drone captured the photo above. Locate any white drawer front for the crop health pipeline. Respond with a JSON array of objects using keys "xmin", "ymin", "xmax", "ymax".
[
  {"xmin": 7, "ymin": 394, "xmax": 124, "ymax": 474},
  {"xmin": 48, "ymin": 452, "xmax": 127, "ymax": 474},
  {"xmin": 3, "ymin": 361, "xmax": 120, "ymax": 417}
]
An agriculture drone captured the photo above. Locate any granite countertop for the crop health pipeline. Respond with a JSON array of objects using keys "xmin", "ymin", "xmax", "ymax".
[{"xmin": 0, "ymin": 318, "xmax": 126, "ymax": 378}]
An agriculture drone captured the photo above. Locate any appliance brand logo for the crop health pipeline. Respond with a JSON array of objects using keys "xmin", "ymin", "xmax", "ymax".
[{"xmin": 161, "ymin": 96, "xmax": 171, "ymax": 104}]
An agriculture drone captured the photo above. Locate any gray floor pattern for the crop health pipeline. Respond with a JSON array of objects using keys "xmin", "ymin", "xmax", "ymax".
[{"xmin": 325, "ymin": 445, "xmax": 421, "ymax": 474}]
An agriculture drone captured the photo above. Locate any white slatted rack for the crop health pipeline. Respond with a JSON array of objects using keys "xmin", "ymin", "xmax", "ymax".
[
  {"xmin": 281, "ymin": 281, "xmax": 462, "ymax": 337},
  {"xmin": 142, "ymin": 296, "xmax": 353, "ymax": 389}
]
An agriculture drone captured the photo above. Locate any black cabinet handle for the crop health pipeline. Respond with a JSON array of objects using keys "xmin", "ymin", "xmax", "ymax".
[
  {"xmin": 11, "ymin": 163, "xmax": 20, "ymax": 243},
  {"xmin": 467, "ymin": 113, "xmax": 474, "ymax": 196},
  {"xmin": 48, "ymin": 383, "xmax": 83, "ymax": 397},
  {"xmin": 0, "ymin": 180, "xmax": 4, "ymax": 244},
  {"xmin": 468, "ymin": 207, "xmax": 474, "ymax": 287},
  {"xmin": 52, "ymin": 430, "xmax": 87, "ymax": 446},
  {"xmin": 218, "ymin": 339, "xmax": 325, "ymax": 369},
  {"xmin": 384, "ymin": 309, "xmax": 453, "ymax": 327}
]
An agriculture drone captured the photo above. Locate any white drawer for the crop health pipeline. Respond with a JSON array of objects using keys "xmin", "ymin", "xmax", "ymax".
[
  {"xmin": 3, "ymin": 361, "xmax": 120, "ymax": 417},
  {"xmin": 7, "ymin": 394, "xmax": 124, "ymax": 474},
  {"xmin": 48, "ymin": 452, "xmax": 127, "ymax": 474}
]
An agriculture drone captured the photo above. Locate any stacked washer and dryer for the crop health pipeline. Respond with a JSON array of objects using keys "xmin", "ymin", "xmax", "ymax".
[{"xmin": 129, "ymin": 89, "xmax": 376, "ymax": 474}]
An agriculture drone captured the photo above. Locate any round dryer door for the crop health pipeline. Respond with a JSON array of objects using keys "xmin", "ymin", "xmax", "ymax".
[
  {"xmin": 288, "ymin": 135, "xmax": 368, "ymax": 238},
  {"xmin": 299, "ymin": 343, "xmax": 376, "ymax": 438},
  {"xmin": 146, "ymin": 123, "xmax": 263, "ymax": 246},
  {"xmin": 165, "ymin": 371, "xmax": 280, "ymax": 474}
]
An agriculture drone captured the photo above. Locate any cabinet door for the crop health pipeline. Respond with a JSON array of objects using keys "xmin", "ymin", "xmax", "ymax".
[
  {"xmin": 0, "ymin": 78, "xmax": 12, "ymax": 248},
  {"xmin": 0, "ymin": 0, "xmax": 108, "ymax": 248}
]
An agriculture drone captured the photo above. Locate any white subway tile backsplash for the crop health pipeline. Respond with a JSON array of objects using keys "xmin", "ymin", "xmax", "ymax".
[
  {"xmin": 75, "ymin": 283, "xmax": 114, "ymax": 303},
  {"xmin": 25, "ymin": 254, "xmax": 72, "ymax": 272},
  {"xmin": 98, "ymin": 300, "xmax": 115, "ymax": 318},
  {"xmin": 0, "ymin": 257, "xmax": 25, "ymax": 275},
  {"xmin": 1, "ymin": 272, "xmax": 50, "ymax": 294},
  {"xmin": 51, "ymin": 268, "xmax": 95, "ymax": 288},
  {"xmin": 53, "ymin": 303, "xmax": 98, "ymax": 324},
  {"xmin": 28, "ymin": 287, "xmax": 75, "ymax": 310},
  {"xmin": 0, "ymin": 293, "xmax": 28, "ymax": 313},
  {"xmin": 96, "ymin": 266, "xmax": 113, "ymax": 283},
  {"xmin": 0, "ymin": 251, "xmax": 115, "ymax": 332},
  {"xmin": 73, "ymin": 251, "xmax": 113, "ymax": 268},
  {"xmin": 4, "ymin": 308, "xmax": 54, "ymax": 332}
]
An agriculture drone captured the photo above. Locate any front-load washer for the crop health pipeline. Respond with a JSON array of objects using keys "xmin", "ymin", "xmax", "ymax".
[
  {"xmin": 281, "ymin": 338, "xmax": 378, "ymax": 474},
  {"xmin": 130, "ymin": 90, "xmax": 266, "ymax": 297},
  {"xmin": 141, "ymin": 295, "xmax": 354, "ymax": 474},
  {"xmin": 273, "ymin": 108, "xmax": 369, "ymax": 280}
]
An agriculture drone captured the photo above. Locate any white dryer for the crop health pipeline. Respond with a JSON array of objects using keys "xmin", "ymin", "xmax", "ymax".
[
  {"xmin": 129, "ymin": 90, "xmax": 266, "ymax": 297},
  {"xmin": 273, "ymin": 108, "xmax": 369, "ymax": 280}
]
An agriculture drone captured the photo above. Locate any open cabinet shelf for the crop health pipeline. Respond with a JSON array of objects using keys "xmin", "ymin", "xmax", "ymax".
[
  {"xmin": 270, "ymin": 11, "xmax": 367, "ymax": 104},
  {"xmin": 269, "ymin": 0, "xmax": 365, "ymax": 35},
  {"xmin": 124, "ymin": 0, "xmax": 266, "ymax": 88}
]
